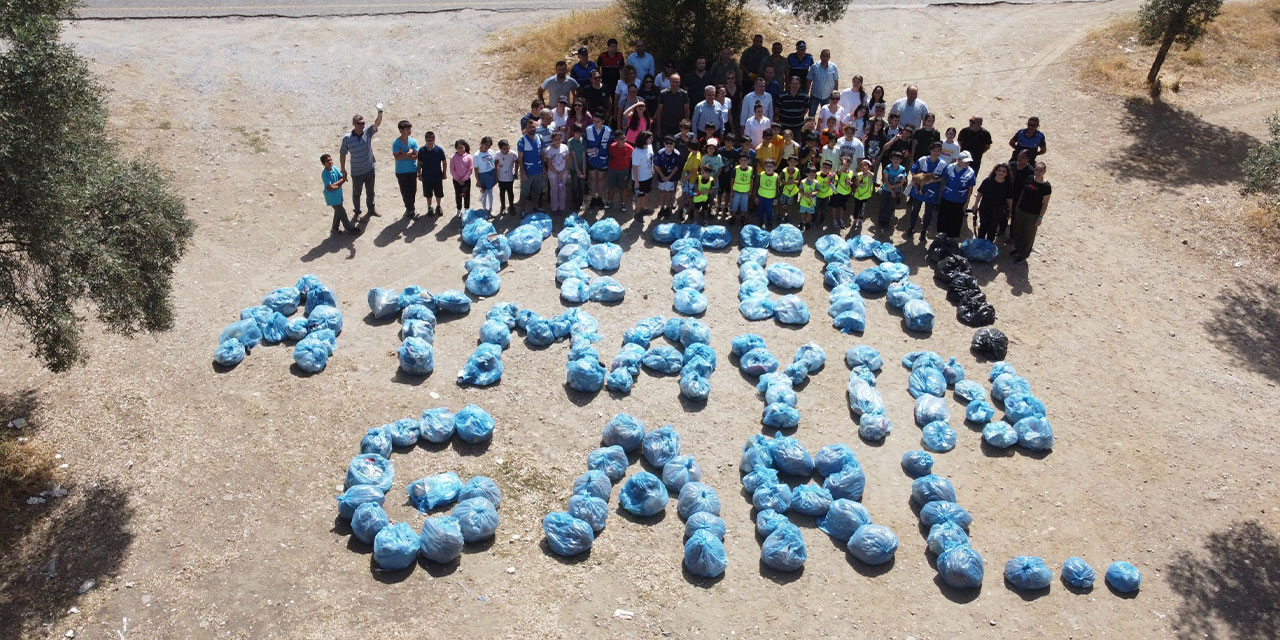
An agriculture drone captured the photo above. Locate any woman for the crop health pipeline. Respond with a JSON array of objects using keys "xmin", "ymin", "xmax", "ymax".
[
  {"xmin": 616, "ymin": 83, "xmax": 641, "ymax": 129},
  {"xmin": 630, "ymin": 130, "xmax": 656, "ymax": 216},
  {"xmin": 722, "ymin": 71, "xmax": 743, "ymax": 130},
  {"xmin": 849, "ymin": 104, "xmax": 870, "ymax": 139},
  {"xmin": 867, "ymin": 85, "xmax": 887, "ymax": 116},
  {"xmin": 715, "ymin": 83, "xmax": 736, "ymax": 137},
  {"xmin": 639, "ymin": 74, "xmax": 662, "ymax": 118},
  {"xmin": 1009, "ymin": 162, "xmax": 1051, "ymax": 262},
  {"xmin": 863, "ymin": 117, "xmax": 888, "ymax": 178},
  {"xmin": 969, "ymin": 162, "xmax": 1014, "ymax": 241},
  {"xmin": 621, "ymin": 100, "xmax": 650, "ymax": 144},
  {"xmin": 567, "ymin": 99, "xmax": 592, "ymax": 132}
]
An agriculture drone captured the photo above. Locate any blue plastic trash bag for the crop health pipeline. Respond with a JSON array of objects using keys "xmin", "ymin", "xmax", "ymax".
[
  {"xmin": 756, "ymin": 509, "xmax": 789, "ymax": 538},
  {"xmin": 824, "ymin": 464, "xmax": 866, "ymax": 501},
  {"xmin": 284, "ymin": 317, "xmax": 308, "ymax": 341},
  {"xmin": 941, "ymin": 358, "xmax": 966, "ymax": 385},
  {"xmin": 1015, "ymin": 417, "xmax": 1054, "ymax": 451},
  {"xmin": 605, "ymin": 367, "xmax": 634, "ymax": 393},
  {"xmin": 346, "ymin": 453, "xmax": 394, "ymax": 492},
  {"xmin": 961, "ymin": 238, "xmax": 999, "ymax": 262},
  {"xmin": 677, "ymin": 320, "xmax": 711, "ymax": 348},
  {"xmin": 543, "ymin": 511, "xmax": 595, "ymax": 557},
  {"xmin": 557, "ymin": 244, "xmax": 587, "ymax": 266},
  {"xmin": 911, "ymin": 474, "xmax": 957, "ymax": 505},
  {"xmin": 572, "ymin": 470, "xmax": 612, "ymax": 501},
  {"xmin": 1062, "ymin": 557, "xmax": 1096, "ymax": 588},
  {"xmin": 955, "ymin": 379, "xmax": 987, "ymax": 403},
  {"xmin": 401, "ymin": 319, "xmax": 435, "ymax": 343},
  {"xmin": 881, "ymin": 261, "xmax": 910, "ymax": 282},
  {"xmin": 849, "ymin": 365, "xmax": 877, "ymax": 386},
  {"xmin": 589, "ymin": 218, "xmax": 621, "ymax": 243},
  {"xmin": 844, "ymin": 345, "xmax": 883, "ymax": 371},
  {"xmin": 847, "ymin": 524, "xmax": 898, "ymax": 565},
  {"xmin": 766, "ymin": 263, "xmax": 806, "ymax": 290},
  {"xmin": 560, "ymin": 278, "xmax": 589, "ymax": 304},
  {"xmin": 740, "ymin": 437, "xmax": 772, "ymax": 474},
  {"xmin": 989, "ymin": 361, "xmax": 1017, "ymax": 380},
  {"xmin": 459, "ymin": 343, "xmax": 504, "ymax": 387},
  {"xmin": 672, "ymin": 268, "xmax": 705, "ymax": 292},
  {"xmin": 336, "ymin": 484, "xmax": 385, "ymax": 519},
  {"xmin": 760, "ymin": 375, "xmax": 797, "ymax": 407},
  {"xmin": 938, "ymin": 546, "xmax": 985, "ymax": 589},
  {"xmin": 406, "ymin": 471, "xmax": 462, "ymax": 511},
  {"xmin": 642, "ymin": 425, "xmax": 682, "ymax": 467},
  {"xmin": 458, "ymin": 476, "xmax": 502, "ymax": 508},
  {"xmin": 662, "ymin": 317, "xmax": 686, "ymax": 342},
  {"xmin": 367, "ymin": 288, "xmax": 400, "ymax": 319},
  {"xmin": 465, "ymin": 267, "xmax": 501, "ymax": 297},
  {"xmin": 557, "ymin": 261, "xmax": 588, "ymax": 285},
  {"xmin": 860, "ymin": 413, "xmax": 894, "ymax": 442},
  {"xmin": 474, "ymin": 234, "xmax": 511, "ymax": 264},
  {"xmin": 1005, "ymin": 556, "xmax": 1053, "ymax": 590},
  {"xmin": 507, "ymin": 224, "xmax": 545, "ymax": 255},
  {"xmin": 790, "ymin": 484, "xmax": 834, "ymax": 516},
  {"xmin": 293, "ymin": 274, "xmax": 323, "ymax": 299},
  {"xmin": 901, "ymin": 450, "xmax": 934, "ymax": 478},
  {"xmin": 416, "ymin": 515, "xmax": 465, "ymax": 564},
  {"xmin": 677, "ymin": 372, "xmax": 709, "ymax": 400},
  {"xmin": 452, "ymin": 497, "xmax": 500, "ymax": 542},
  {"xmin": 762, "ymin": 523, "xmax": 808, "ymax": 572},
  {"xmin": 220, "ymin": 318, "xmax": 262, "ymax": 349},
  {"xmin": 923, "ymin": 421, "xmax": 958, "ymax": 452},
  {"xmin": 992, "ymin": 373, "xmax": 1032, "ymax": 402},
  {"xmin": 587, "ymin": 243, "xmax": 623, "ymax": 271},
  {"xmin": 762, "ymin": 403, "xmax": 800, "ymax": 430},
  {"xmin": 903, "ymin": 350, "xmax": 944, "ymax": 371},
  {"xmin": 769, "ymin": 433, "xmax": 814, "ymax": 476},
  {"xmin": 685, "ymin": 512, "xmax": 727, "ymax": 540},
  {"xmin": 684, "ymin": 344, "xmax": 716, "ymax": 372},
  {"xmin": 568, "ymin": 494, "xmax": 609, "ymax": 533},
  {"xmin": 418, "ymin": 408, "xmax": 455, "ymax": 443},
  {"xmin": 739, "ymin": 296, "xmax": 776, "ymax": 320},
  {"xmin": 873, "ymin": 241, "xmax": 903, "ymax": 263},
  {"xmin": 684, "ymin": 529, "xmax": 728, "ymax": 578},
  {"xmin": 915, "ymin": 394, "xmax": 950, "ymax": 426},
  {"xmin": 818, "ymin": 499, "xmax": 872, "ymax": 541},
  {"xmin": 832, "ymin": 309, "xmax": 866, "ymax": 334},
  {"xmin": 303, "ymin": 284, "xmax": 338, "ymax": 315},
  {"xmin": 791, "ymin": 343, "xmax": 825, "ymax": 375},
  {"xmin": 829, "ymin": 291, "xmax": 866, "ymax": 318},
  {"xmin": 262, "ymin": 286, "xmax": 300, "ymax": 315},
  {"xmin": 1005, "ymin": 393, "xmax": 1047, "ymax": 423},
  {"xmin": 855, "ymin": 266, "xmax": 891, "ymax": 293},
  {"xmin": 847, "ymin": 379, "xmax": 885, "ymax": 415},
  {"xmin": 774, "ymin": 295, "xmax": 810, "ymax": 325},
  {"xmin": 213, "ymin": 339, "xmax": 246, "ymax": 367},
  {"xmin": 620, "ymin": 471, "xmax": 670, "ymax": 517},
  {"xmin": 769, "ymin": 224, "xmax": 803, "ymax": 253},
  {"xmin": 662, "ymin": 456, "xmax": 702, "ymax": 491},
  {"xmin": 673, "ymin": 288, "xmax": 708, "ymax": 315},
  {"xmin": 651, "ymin": 222, "xmax": 681, "ymax": 244},
  {"xmin": 597, "ymin": 414, "xmax": 642, "ymax": 453},
  {"xmin": 920, "ymin": 501, "xmax": 973, "ymax": 529},
  {"xmin": 753, "ymin": 482, "xmax": 793, "ymax": 513},
  {"xmin": 434, "ymin": 290, "xmax": 471, "ymax": 315},
  {"xmin": 740, "ymin": 261, "xmax": 767, "ymax": 282},
  {"xmin": 816, "ymin": 234, "xmax": 852, "ymax": 262},
  {"xmin": 397, "ymin": 337, "xmax": 435, "ymax": 376},
  {"xmin": 738, "ymin": 247, "xmax": 768, "ymax": 267},
  {"xmin": 966, "ymin": 400, "xmax": 997, "ymax": 424},
  {"xmin": 361, "ymin": 427, "xmax": 393, "ymax": 458},
  {"xmin": 479, "ymin": 319, "xmax": 511, "ymax": 348},
  {"xmin": 700, "ymin": 225, "xmax": 730, "ymax": 249},
  {"xmin": 815, "ymin": 444, "xmax": 857, "ymax": 477},
  {"xmin": 294, "ymin": 330, "xmax": 336, "ymax": 372},
  {"xmin": 673, "ymin": 236, "xmax": 704, "ymax": 254},
  {"xmin": 306, "ymin": 304, "xmax": 343, "ymax": 335},
  {"xmin": 728, "ymin": 336, "xmax": 764, "ymax": 361},
  {"xmin": 462, "ymin": 218, "xmax": 497, "ymax": 246},
  {"xmin": 982, "ymin": 421, "xmax": 1018, "ymax": 448},
  {"xmin": 401, "ymin": 303, "xmax": 436, "ymax": 325},
  {"xmin": 373, "ymin": 522, "xmax": 420, "ymax": 570},
  {"xmin": 1106, "ymin": 561, "xmax": 1142, "ymax": 592},
  {"xmin": 454, "ymin": 404, "xmax": 495, "ymax": 443},
  {"xmin": 461, "ymin": 208, "xmax": 488, "ymax": 225},
  {"xmin": 621, "ymin": 327, "xmax": 651, "ymax": 349},
  {"xmin": 397, "ymin": 286, "xmax": 433, "ymax": 310},
  {"xmin": 903, "ymin": 299, "xmax": 935, "ymax": 332},
  {"xmin": 677, "ymin": 482, "xmax": 721, "ymax": 520},
  {"xmin": 824, "ymin": 262, "xmax": 857, "ymax": 288},
  {"xmin": 741, "ymin": 224, "xmax": 771, "ymax": 248},
  {"xmin": 351, "ymin": 502, "xmax": 389, "ymax": 545},
  {"xmin": 886, "ymin": 280, "xmax": 925, "ymax": 309},
  {"xmin": 587, "ymin": 445, "xmax": 628, "ymax": 483},
  {"xmin": 848, "ymin": 234, "xmax": 878, "ymax": 259},
  {"xmin": 642, "ymin": 345, "xmax": 684, "ymax": 375},
  {"xmin": 909, "ymin": 367, "xmax": 948, "ymax": 399},
  {"xmin": 567, "ymin": 357, "xmax": 606, "ymax": 392},
  {"xmin": 927, "ymin": 522, "xmax": 971, "ymax": 555},
  {"xmin": 257, "ymin": 311, "xmax": 288, "ymax": 344},
  {"xmin": 521, "ymin": 212, "xmax": 553, "ymax": 238},
  {"xmin": 741, "ymin": 467, "xmax": 780, "ymax": 494}
]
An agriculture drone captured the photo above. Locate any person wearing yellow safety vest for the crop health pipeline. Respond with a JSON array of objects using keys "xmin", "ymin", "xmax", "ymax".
[
  {"xmin": 851, "ymin": 158, "xmax": 875, "ymax": 234},
  {"xmin": 814, "ymin": 158, "xmax": 835, "ymax": 230},
  {"xmin": 830, "ymin": 155, "xmax": 855, "ymax": 230},
  {"xmin": 778, "ymin": 155, "xmax": 802, "ymax": 226},
  {"xmin": 692, "ymin": 164, "xmax": 716, "ymax": 225},
  {"xmin": 730, "ymin": 153, "xmax": 754, "ymax": 225},
  {"xmin": 755, "ymin": 158, "xmax": 780, "ymax": 228},
  {"xmin": 798, "ymin": 165, "xmax": 819, "ymax": 229},
  {"xmin": 677, "ymin": 138, "xmax": 704, "ymax": 219}
]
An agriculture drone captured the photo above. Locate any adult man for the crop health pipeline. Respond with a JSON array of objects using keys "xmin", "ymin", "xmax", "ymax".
[
  {"xmin": 654, "ymin": 73, "xmax": 690, "ymax": 136},
  {"xmin": 1005, "ymin": 149, "xmax": 1034, "ymax": 237},
  {"xmin": 890, "ymin": 84, "xmax": 929, "ymax": 129},
  {"xmin": 626, "ymin": 39, "xmax": 656, "ymax": 84},
  {"xmin": 597, "ymin": 38, "xmax": 625, "ymax": 89},
  {"xmin": 817, "ymin": 92, "xmax": 847, "ymax": 129},
  {"xmin": 520, "ymin": 99, "xmax": 543, "ymax": 131},
  {"xmin": 1008, "ymin": 116, "xmax": 1048, "ymax": 163},
  {"xmin": 740, "ymin": 77, "xmax": 774, "ymax": 126},
  {"xmin": 957, "ymin": 115, "xmax": 993, "ymax": 174},
  {"xmin": 709, "ymin": 48, "xmax": 740, "ymax": 87},
  {"xmin": 937, "ymin": 150, "xmax": 977, "ymax": 237},
  {"xmin": 761, "ymin": 66, "xmax": 783, "ymax": 102},
  {"xmin": 807, "ymin": 49, "xmax": 839, "ymax": 116},
  {"xmin": 786, "ymin": 41, "xmax": 814, "ymax": 89},
  {"xmin": 744, "ymin": 103, "xmax": 772, "ymax": 147},
  {"xmin": 905, "ymin": 140, "xmax": 946, "ymax": 241},
  {"xmin": 570, "ymin": 47, "xmax": 596, "ymax": 86},
  {"xmin": 516, "ymin": 119, "xmax": 545, "ymax": 213},
  {"xmin": 339, "ymin": 105, "xmax": 383, "ymax": 219},
  {"xmin": 584, "ymin": 113, "xmax": 612, "ymax": 208},
  {"xmin": 691, "ymin": 85, "xmax": 723, "ymax": 138},
  {"xmin": 775, "ymin": 76, "xmax": 809, "ymax": 137},
  {"xmin": 539, "ymin": 61, "xmax": 579, "ymax": 108},
  {"xmin": 739, "ymin": 34, "xmax": 770, "ymax": 85},
  {"xmin": 579, "ymin": 71, "xmax": 612, "ymax": 122},
  {"xmin": 686, "ymin": 56, "xmax": 712, "ymax": 94},
  {"xmin": 766, "ymin": 42, "xmax": 788, "ymax": 86},
  {"xmin": 536, "ymin": 109, "xmax": 555, "ymax": 145}
]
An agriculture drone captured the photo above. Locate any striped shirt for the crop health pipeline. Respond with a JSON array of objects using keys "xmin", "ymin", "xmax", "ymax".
[
  {"xmin": 340, "ymin": 125, "xmax": 378, "ymax": 175},
  {"xmin": 776, "ymin": 91, "xmax": 809, "ymax": 130}
]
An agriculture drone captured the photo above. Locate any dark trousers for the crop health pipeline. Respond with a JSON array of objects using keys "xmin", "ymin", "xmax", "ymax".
[
  {"xmin": 351, "ymin": 170, "xmax": 375, "ymax": 214},
  {"xmin": 978, "ymin": 206, "xmax": 1005, "ymax": 240},
  {"xmin": 330, "ymin": 204, "xmax": 354, "ymax": 232},
  {"xmin": 498, "ymin": 180, "xmax": 515, "ymax": 209},
  {"xmin": 937, "ymin": 199, "xmax": 967, "ymax": 238},
  {"xmin": 396, "ymin": 172, "xmax": 417, "ymax": 213},
  {"xmin": 453, "ymin": 179, "xmax": 471, "ymax": 211}
]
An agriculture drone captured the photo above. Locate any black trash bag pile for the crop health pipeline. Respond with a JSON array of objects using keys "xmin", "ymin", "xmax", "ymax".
[
  {"xmin": 971, "ymin": 328, "xmax": 1008, "ymax": 361},
  {"xmin": 928, "ymin": 236, "xmax": 996, "ymax": 327}
]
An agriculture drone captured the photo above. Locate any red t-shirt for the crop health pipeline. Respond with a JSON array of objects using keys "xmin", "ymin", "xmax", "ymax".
[{"xmin": 608, "ymin": 141, "xmax": 635, "ymax": 171}]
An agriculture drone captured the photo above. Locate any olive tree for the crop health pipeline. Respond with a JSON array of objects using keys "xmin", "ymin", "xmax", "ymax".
[{"xmin": 1137, "ymin": 0, "xmax": 1223, "ymax": 85}]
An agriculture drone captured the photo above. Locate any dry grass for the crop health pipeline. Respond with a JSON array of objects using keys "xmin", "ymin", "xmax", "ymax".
[
  {"xmin": 1078, "ymin": 0, "xmax": 1280, "ymax": 98},
  {"xmin": 0, "ymin": 437, "xmax": 56, "ymax": 515}
]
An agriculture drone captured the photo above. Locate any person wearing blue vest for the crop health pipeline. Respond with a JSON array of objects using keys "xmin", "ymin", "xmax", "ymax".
[
  {"xmin": 584, "ymin": 113, "xmax": 612, "ymax": 209},
  {"xmin": 905, "ymin": 140, "xmax": 946, "ymax": 242},
  {"xmin": 937, "ymin": 151, "xmax": 977, "ymax": 237},
  {"xmin": 516, "ymin": 119, "xmax": 545, "ymax": 214}
]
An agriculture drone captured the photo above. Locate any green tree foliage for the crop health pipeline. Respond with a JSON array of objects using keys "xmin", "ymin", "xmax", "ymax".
[
  {"xmin": 1242, "ymin": 114, "xmax": 1280, "ymax": 215},
  {"xmin": 766, "ymin": 0, "xmax": 850, "ymax": 23},
  {"xmin": 0, "ymin": 0, "xmax": 195, "ymax": 371},
  {"xmin": 1136, "ymin": 0, "xmax": 1223, "ymax": 84},
  {"xmin": 621, "ymin": 0, "xmax": 752, "ymax": 71}
]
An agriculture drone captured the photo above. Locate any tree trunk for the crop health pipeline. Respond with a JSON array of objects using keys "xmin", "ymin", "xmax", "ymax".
[{"xmin": 1147, "ymin": 29, "xmax": 1178, "ymax": 85}]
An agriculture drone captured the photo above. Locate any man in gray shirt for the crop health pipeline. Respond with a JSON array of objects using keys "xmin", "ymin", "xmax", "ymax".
[
  {"xmin": 691, "ymin": 86, "xmax": 723, "ymax": 138},
  {"xmin": 340, "ymin": 105, "xmax": 384, "ymax": 218},
  {"xmin": 889, "ymin": 85, "xmax": 929, "ymax": 129},
  {"xmin": 538, "ymin": 61, "xmax": 579, "ymax": 108}
]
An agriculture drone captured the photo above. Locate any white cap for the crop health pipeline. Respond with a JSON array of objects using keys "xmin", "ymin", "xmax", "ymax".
[{"xmin": 957, "ymin": 150, "xmax": 973, "ymax": 163}]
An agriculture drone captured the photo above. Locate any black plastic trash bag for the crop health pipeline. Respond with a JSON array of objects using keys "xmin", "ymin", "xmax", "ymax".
[{"xmin": 971, "ymin": 328, "xmax": 1009, "ymax": 360}]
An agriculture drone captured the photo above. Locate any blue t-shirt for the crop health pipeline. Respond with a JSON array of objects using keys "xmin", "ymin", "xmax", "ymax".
[
  {"xmin": 517, "ymin": 135, "xmax": 544, "ymax": 176},
  {"xmin": 881, "ymin": 164, "xmax": 907, "ymax": 193},
  {"xmin": 941, "ymin": 163, "xmax": 977, "ymax": 203},
  {"xmin": 392, "ymin": 137, "xmax": 419, "ymax": 174},
  {"xmin": 1013, "ymin": 128, "xmax": 1046, "ymax": 157},
  {"xmin": 654, "ymin": 148, "xmax": 681, "ymax": 178},
  {"xmin": 322, "ymin": 166, "xmax": 344, "ymax": 206},
  {"xmin": 417, "ymin": 145, "xmax": 446, "ymax": 181},
  {"xmin": 571, "ymin": 61, "xmax": 597, "ymax": 86},
  {"xmin": 909, "ymin": 156, "xmax": 946, "ymax": 203},
  {"xmin": 585, "ymin": 124, "xmax": 612, "ymax": 170}
]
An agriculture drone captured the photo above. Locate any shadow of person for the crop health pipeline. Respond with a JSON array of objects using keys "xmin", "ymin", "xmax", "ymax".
[{"xmin": 300, "ymin": 230, "xmax": 357, "ymax": 262}]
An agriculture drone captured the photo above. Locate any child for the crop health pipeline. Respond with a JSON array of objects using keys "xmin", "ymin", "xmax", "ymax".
[
  {"xmin": 730, "ymin": 153, "xmax": 753, "ymax": 225},
  {"xmin": 544, "ymin": 130, "xmax": 571, "ymax": 214},
  {"xmin": 941, "ymin": 126, "xmax": 960, "ymax": 164},
  {"xmin": 820, "ymin": 116, "xmax": 841, "ymax": 148},
  {"xmin": 568, "ymin": 124, "xmax": 587, "ymax": 209},
  {"xmin": 654, "ymin": 136, "xmax": 681, "ymax": 217},
  {"xmin": 820, "ymin": 133, "xmax": 841, "ymax": 176},
  {"xmin": 473, "ymin": 136, "xmax": 497, "ymax": 213},
  {"xmin": 815, "ymin": 159, "xmax": 835, "ymax": 228},
  {"xmin": 779, "ymin": 129, "xmax": 799, "ymax": 165},
  {"xmin": 417, "ymin": 131, "xmax": 447, "ymax": 217},
  {"xmin": 851, "ymin": 158, "xmax": 875, "ymax": 234},
  {"xmin": 692, "ymin": 164, "xmax": 716, "ymax": 225},
  {"xmin": 320, "ymin": 154, "xmax": 355, "ymax": 234},
  {"xmin": 878, "ymin": 151, "xmax": 908, "ymax": 232},
  {"xmin": 716, "ymin": 137, "xmax": 740, "ymax": 216},
  {"xmin": 779, "ymin": 155, "xmax": 801, "ymax": 224},
  {"xmin": 606, "ymin": 133, "xmax": 634, "ymax": 212},
  {"xmin": 392, "ymin": 120, "xmax": 419, "ymax": 218},
  {"xmin": 495, "ymin": 140, "xmax": 517, "ymax": 215},
  {"xmin": 798, "ymin": 166, "xmax": 819, "ymax": 230},
  {"xmin": 449, "ymin": 139, "xmax": 473, "ymax": 214},
  {"xmin": 679, "ymin": 139, "xmax": 704, "ymax": 219},
  {"xmin": 756, "ymin": 158, "xmax": 779, "ymax": 229},
  {"xmin": 699, "ymin": 138, "xmax": 724, "ymax": 216},
  {"xmin": 830, "ymin": 156, "xmax": 854, "ymax": 229},
  {"xmin": 674, "ymin": 119, "xmax": 697, "ymax": 162}
]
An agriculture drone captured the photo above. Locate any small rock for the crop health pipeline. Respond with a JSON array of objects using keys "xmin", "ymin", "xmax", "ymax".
[
  {"xmin": 8, "ymin": 417, "xmax": 27, "ymax": 429},
  {"xmin": 614, "ymin": 609, "xmax": 634, "ymax": 620},
  {"xmin": 505, "ymin": 567, "xmax": 515, "ymax": 574},
  {"xmin": 76, "ymin": 579, "xmax": 96, "ymax": 594},
  {"xmin": 68, "ymin": 606, "xmax": 79, "ymax": 614},
  {"xmin": 64, "ymin": 630, "xmax": 76, "ymax": 638},
  {"xmin": 428, "ymin": 391, "xmax": 441, "ymax": 400},
  {"xmin": 26, "ymin": 496, "xmax": 46, "ymax": 505}
]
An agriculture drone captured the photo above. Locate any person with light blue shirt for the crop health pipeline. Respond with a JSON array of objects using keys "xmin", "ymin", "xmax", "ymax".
[
  {"xmin": 320, "ymin": 154, "xmax": 355, "ymax": 234},
  {"xmin": 905, "ymin": 141, "xmax": 946, "ymax": 241},
  {"xmin": 391, "ymin": 120, "xmax": 419, "ymax": 218},
  {"xmin": 626, "ymin": 39, "xmax": 656, "ymax": 85},
  {"xmin": 807, "ymin": 49, "xmax": 838, "ymax": 116},
  {"xmin": 339, "ymin": 105, "xmax": 382, "ymax": 219},
  {"xmin": 691, "ymin": 85, "xmax": 723, "ymax": 138}
]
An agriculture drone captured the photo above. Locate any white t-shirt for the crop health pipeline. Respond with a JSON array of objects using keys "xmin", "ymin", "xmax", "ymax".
[
  {"xmin": 837, "ymin": 136, "xmax": 866, "ymax": 163},
  {"xmin": 631, "ymin": 145, "xmax": 654, "ymax": 181},
  {"xmin": 817, "ymin": 104, "xmax": 847, "ymax": 130},
  {"xmin": 551, "ymin": 108, "xmax": 570, "ymax": 129},
  {"xmin": 838, "ymin": 88, "xmax": 867, "ymax": 115},
  {"xmin": 744, "ymin": 116, "xmax": 773, "ymax": 147},
  {"xmin": 740, "ymin": 91, "xmax": 773, "ymax": 125},
  {"xmin": 615, "ymin": 78, "xmax": 642, "ymax": 103},
  {"xmin": 544, "ymin": 143, "xmax": 570, "ymax": 173},
  {"xmin": 940, "ymin": 140, "xmax": 961, "ymax": 164}
]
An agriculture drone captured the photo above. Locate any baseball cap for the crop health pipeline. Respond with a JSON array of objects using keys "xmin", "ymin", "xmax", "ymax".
[
  {"xmin": 557, "ymin": 95, "xmax": 569, "ymax": 104},
  {"xmin": 577, "ymin": 47, "xmax": 588, "ymax": 55},
  {"xmin": 797, "ymin": 40, "xmax": 806, "ymax": 48},
  {"xmin": 958, "ymin": 150, "xmax": 973, "ymax": 162},
  {"xmin": 705, "ymin": 137, "xmax": 719, "ymax": 147}
]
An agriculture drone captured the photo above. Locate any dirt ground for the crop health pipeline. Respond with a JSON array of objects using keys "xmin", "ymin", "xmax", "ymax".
[{"xmin": 3, "ymin": 2, "xmax": 1279, "ymax": 638}]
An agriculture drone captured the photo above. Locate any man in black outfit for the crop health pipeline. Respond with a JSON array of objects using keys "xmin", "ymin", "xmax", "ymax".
[
  {"xmin": 579, "ymin": 71, "xmax": 613, "ymax": 125},
  {"xmin": 957, "ymin": 115, "xmax": 992, "ymax": 174},
  {"xmin": 1004, "ymin": 149, "xmax": 1034, "ymax": 237}
]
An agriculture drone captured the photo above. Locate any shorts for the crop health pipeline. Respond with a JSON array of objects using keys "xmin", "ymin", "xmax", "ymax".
[
  {"xmin": 608, "ymin": 168, "xmax": 630, "ymax": 190},
  {"xmin": 830, "ymin": 193, "xmax": 850, "ymax": 209},
  {"xmin": 421, "ymin": 176, "xmax": 444, "ymax": 199},
  {"xmin": 758, "ymin": 196, "xmax": 774, "ymax": 216},
  {"xmin": 520, "ymin": 174, "xmax": 545, "ymax": 200},
  {"xmin": 719, "ymin": 174, "xmax": 735, "ymax": 194},
  {"xmin": 730, "ymin": 191, "xmax": 750, "ymax": 212},
  {"xmin": 588, "ymin": 163, "xmax": 609, "ymax": 173},
  {"xmin": 636, "ymin": 178, "xmax": 653, "ymax": 194},
  {"xmin": 778, "ymin": 194, "xmax": 796, "ymax": 206},
  {"xmin": 658, "ymin": 180, "xmax": 676, "ymax": 192},
  {"xmin": 477, "ymin": 170, "xmax": 497, "ymax": 191},
  {"xmin": 799, "ymin": 204, "xmax": 815, "ymax": 214}
]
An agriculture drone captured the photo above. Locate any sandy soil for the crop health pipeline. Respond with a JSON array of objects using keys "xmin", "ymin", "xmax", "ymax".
[{"xmin": 3, "ymin": 2, "xmax": 1279, "ymax": 638}]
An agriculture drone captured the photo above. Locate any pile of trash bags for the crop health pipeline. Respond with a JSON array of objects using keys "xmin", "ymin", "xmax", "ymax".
[
  {"xmin": 902, "ymin": 350, "xmax": 971, "ymax": 453},
  {"xmin": 844, "ymin": 345, "xmax": 893, "ymax": 442},
  {"xmin": 367, "ymin": 284, "xmax": 472, "ymax": 377},
  {"xmin": 982, "ymin": 361, "xmax": 1054, "ymax": 452},
  {"xmin": 737, "ymin": 226, "xmax": 810, "ymax": 326},
  {"xmin": 214, "ymin": 274, "xmax": 345, "ymax": 373},
  {"xmin": 335, "ymin": 404, "xmax": 500, "ymax": 570},
  {"xmin": 458, "ymin": 209, "xmax": 512, "ymax": 297},
  {"xmin": 604, "ymin": 316, "xmax": 716, "ymax": 401},
  {"xmin": 558, "ymin": 215, "xmax": 627, "ymax": 304},
  {"xmin": 928, "ymin": 234, "xmax": 996, "ymax": 327},
  {"xmin": 910, "ymin": 465, "xmax": 985, "ymax": 590},
  {"xmin": 735, "ymin": 335, "xmax": 825, "ymax": 431},
  {"xmin": 454, "ymin": 302, "xmax": 516, "ymax": 387},
  {"xmin": 650, "ymin": 222, "xmax": 727, "ymax": 316}
]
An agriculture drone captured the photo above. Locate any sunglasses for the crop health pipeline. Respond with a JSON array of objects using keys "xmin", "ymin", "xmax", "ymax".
[{"xmin": 355, "ymin": 121, "xmax": 366, "ymax": 126}]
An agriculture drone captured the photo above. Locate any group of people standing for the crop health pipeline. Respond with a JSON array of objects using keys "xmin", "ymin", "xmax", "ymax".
[{"xmin": 319, "ymin": 36, "xmax": 1056, "ymax": 261}]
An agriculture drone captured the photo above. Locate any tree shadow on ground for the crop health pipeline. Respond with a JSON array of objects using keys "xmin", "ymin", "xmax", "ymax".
[
  {"xmin": 1168, "ymin": 520, "xmax": 1280, "ymax": 639},
  {"xmin": 1205, "ymin": 280, "xmax": 1280, "ymax": 385},
  {"xmin": 1112, "ymin": 97, "xmax": 1258, "ymax": 188}
]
